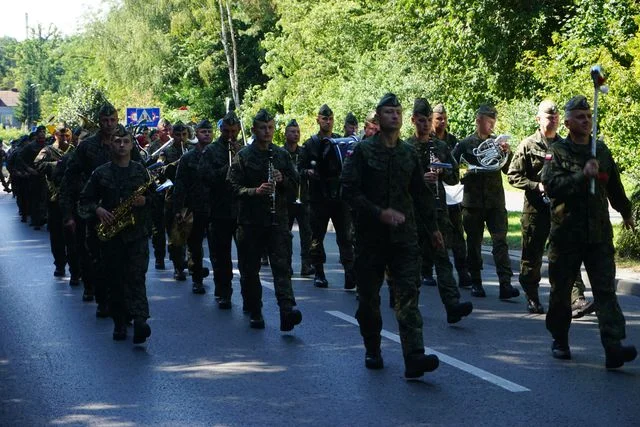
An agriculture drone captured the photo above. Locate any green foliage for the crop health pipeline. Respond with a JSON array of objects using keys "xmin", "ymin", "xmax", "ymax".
[
  {"xmin": 56, "ymin": 83, "xmax": 111, "ymax": 129},
  {"xmin": 16, "ymin": 79, "xmax": 41, "ymax": 127},
  {"xmin": 617, "ymin": 184, "xmax": 640, "ymax": 260},
  {"xmin": 0, "ymin": 128, "xmax": 23, "ymax": 144}
]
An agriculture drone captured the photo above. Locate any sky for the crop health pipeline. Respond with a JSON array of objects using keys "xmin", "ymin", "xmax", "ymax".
[{"xmin": 1, "ymin": 0, "xmax": 108, "ymax": 41}]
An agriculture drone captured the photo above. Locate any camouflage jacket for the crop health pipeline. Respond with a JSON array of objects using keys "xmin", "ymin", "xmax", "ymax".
[
  {"xmin": 407, "ymin": 135, "xmax": 459, "ymax": 212},
  {"xmin": 172, "ymin": 144, "xmax": 209, "ymax": 215},
  {"xmin": 340, "ymin": 135, "xmax": 438, "ymax": 244},
  {"xmin": 198, "ymin": 137, "xmax": 243, "ymax": 220},
  {"xmin": 158, "ymin": 141, "xmax": 188, "ymax": 204},
  {"xmin": 541, "ymin": 136, "xmax": 631, "ymax": 246},
  {"xmin": 299, "ymin": 133, "xmax": 344, "ymax": 202},
  {"xmin": 79, "ymin": 160, "xmax": 152, "ymax": 242},
  {"xmin": 507, "ymin": 130, "xmax": 561, "ymax": 213},
  {"xmin": 228, "ymin": 143, "xmax": 298, "ymax": 227},
  {"xmin": 16, "ymin": 140, "xmax": 47, "ymax": 173},
  {"xmin": 451, "ymin": 132, "xmax": 512, "ymax": 208}
]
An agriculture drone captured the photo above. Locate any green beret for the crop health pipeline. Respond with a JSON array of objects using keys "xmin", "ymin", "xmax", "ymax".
[
  {"xmin": 432, "ymin": 104, "xmax": 446, "ymax": 114},
  {"xmin": 195, "ymin": 119, "xmax": 213, "ymax": 130},
  {"xmin": 412, "ymin": 98, "xmax": 432, "ymax": 116},
  {"xmin": 476, "ymin": 104, "xmax": 497, "ymax": 119},
  {"xmin": 564, "ymin": 95, "xmax": 590, "ymax": 112},
  {"xmin": 318, "ymin": 104, "xmax": 333, "ymax": 117},
  {"xmin": 253, "ymin": 108, "xmax": 274, "ymax": 123},
  {"xmin": 286, "ymin": 119, "xmax": 299, "ymax": 128},
  {"xmin": 222, "ymin": 111, "xmax": 240, "ymax": 126},
  {"xmin": 344, "ymin": 112, "xmax": 358, "ymax": 126},
  {"xmin": 377, "ymin": 93, "xmax": 401, "ymax": 109},
  {"xmin": 537, "ymin": 100, "xmax": 558, "ymax": 115}
]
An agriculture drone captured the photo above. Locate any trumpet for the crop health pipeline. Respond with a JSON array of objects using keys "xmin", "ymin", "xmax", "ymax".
[{"xmin": 460, "ymin": 135, "xmax": 510, "ymax": 173}]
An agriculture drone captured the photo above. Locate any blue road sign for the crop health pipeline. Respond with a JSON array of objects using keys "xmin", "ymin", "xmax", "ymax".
[{"xmin": 126, "ymin": 107, "xmax": 161, "ymax": 127}]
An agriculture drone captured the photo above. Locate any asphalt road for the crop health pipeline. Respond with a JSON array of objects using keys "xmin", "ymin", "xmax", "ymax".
[{"xmin": 0, "ymin": 191, "xmax": 638, "ymax": 426}]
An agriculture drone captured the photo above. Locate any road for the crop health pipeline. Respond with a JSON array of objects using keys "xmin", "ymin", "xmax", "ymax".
[{"xmin": 0, "ymin": 191, "xmax": 638, "ymax": 426}]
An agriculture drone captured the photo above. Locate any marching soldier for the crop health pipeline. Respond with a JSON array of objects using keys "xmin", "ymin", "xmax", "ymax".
[
  {"xmin": 228, "ymin": 109, "xmax": 302, "ymax": 331},
  {"xmin": 541, "ymin": 95, "xmax": 636, "ymax": 368},
  {"xmin": 79, "ymin": 125, "xmax": 153, "ymax": 344},
  {"xmin": 283, "ymin": 119, "xmax": 314, "ymax": 276},
  {"xmin": 16, "ymin": 125, "xmax": 48, "ymax": 229},
  {"xmin": 507, "ymin": 100, "xmax": 593, "ymax": 315},
  {"xmin": 343, "ymin": 112, "xmax": 358, "ymax": 137},
  {"xmin": 431, "ymin": 104, "xmax": 471, "ymax": 287},
  {"xmin": 172, "ymin": 119, "xmax": 213, "ymax": 294},
  {"xmin": 451, "ymin": 105, "xmax": 520, "ymax": 300},
  {"xmin": 407, "ymin": 98, "xmax": 473, "ymax": 323},
  {"xmin": 149, "ymin": 120, "xmax": 172, "ymax": 270},
  {"xmin": 299, "ymin": 104, "xmax": 356, "ymax": 290},
  {"xmin": 198, "ymin": 112, "xmax": 244, "ymax": 308},
  {"xmin": 362, "ymin": 111, "xmax": 379, "ymax": 140},
  {"xmin": 341, "ymin": 93, "xmax": 441, "ymax": 378}
]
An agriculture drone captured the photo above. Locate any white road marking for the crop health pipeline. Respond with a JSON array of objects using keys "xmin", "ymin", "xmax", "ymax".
[{"xmin": 326, "ymin": 310, "xmax": 530, "ymax": 393}]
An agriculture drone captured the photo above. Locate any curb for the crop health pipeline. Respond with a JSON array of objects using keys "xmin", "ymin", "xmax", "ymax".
[{"xmin": 481, "ymin": 246, "xmax": 640, "ymax": 298}]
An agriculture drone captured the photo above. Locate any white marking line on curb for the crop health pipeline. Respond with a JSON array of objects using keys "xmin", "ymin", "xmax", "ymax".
[{"xmin": 326, "ymin": 310, "xmax": 530, "ymax": 393}]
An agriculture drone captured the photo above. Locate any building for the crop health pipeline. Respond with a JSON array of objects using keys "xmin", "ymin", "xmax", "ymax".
[{"xmin": 0, "ymin": 89, "xmax": 21, "ymax": 128}]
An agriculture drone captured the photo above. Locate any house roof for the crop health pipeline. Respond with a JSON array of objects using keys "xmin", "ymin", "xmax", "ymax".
[{"xmin": 0, "ymin": 90, "xmax": 20, "ymax": 107}]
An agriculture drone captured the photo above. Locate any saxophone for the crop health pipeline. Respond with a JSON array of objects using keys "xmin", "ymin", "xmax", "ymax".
[{"xmin": 96, "ymin": 179, "xmax": 154, "ymax": 241}]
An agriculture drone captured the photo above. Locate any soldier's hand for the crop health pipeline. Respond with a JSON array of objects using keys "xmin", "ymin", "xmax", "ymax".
[
  {"xmin": 96, "ymin": 207, "xmax": 115, "ymax": 225},
  {"xmin": 380, "ymin": 208, "xmax": 405, "ymax": 227},
  {"xmin": 584, "ymin": 159, "xmax": 599, "ymax": 177},
  {"xmin": 273, "ymin": 169, "xmax": 283, "ymax": 183},
  {"xmin": 538, "ymin": 182, "xmax": 545, "ymax": 193},
  {"xmin": 431, "ymin": 231, "xmax": 445, "ymax": 249},
  {"xmin": 132, "ymin": 195, "xmax": 146, "ymax": 207},
  {"xmin": 257, "ymin": 182, "xmax": 275, "ymax": 195},
  {"xmin": 424, "ymin": 171, "xmax": 439, "ymax": 184},
  {"xmin": 498, "ymin": 141, "xmax": 510, "ymax": 153},
  {"xmin": 623, "ymin": 216, "xmax": 636, "ymax": 231}
]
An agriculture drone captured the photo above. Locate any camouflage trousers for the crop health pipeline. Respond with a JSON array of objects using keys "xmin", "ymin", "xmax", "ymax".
[
  {"xmin": 546, "ymin": 240, "xmax": 626, "ymax": 348},
  {"xmin": 237, "ymin": 224, "xmax": 296, "ymax": 313},
  {"xmin": 355, "ymin": 238, "xmax": 425, "ymax": 358},
  {"xmin": 101, "ymin": 236, "xmax": 150, "ymax": 320}
]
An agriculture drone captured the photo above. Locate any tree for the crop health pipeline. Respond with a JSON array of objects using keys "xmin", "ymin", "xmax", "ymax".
[{"xmin": 16, "ymin": 79, "xmax": 41, "ymax": 128}]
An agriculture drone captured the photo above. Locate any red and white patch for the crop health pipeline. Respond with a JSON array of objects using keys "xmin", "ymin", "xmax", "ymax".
[{"xmin": 544, "ymin": 153, "xmax": 553, "ymax": 161}]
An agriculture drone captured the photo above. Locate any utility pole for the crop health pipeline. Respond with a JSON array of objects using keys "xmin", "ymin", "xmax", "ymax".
[{"xmin": 25, "ymin": 13, "xmax": 29, "ymax": 39}]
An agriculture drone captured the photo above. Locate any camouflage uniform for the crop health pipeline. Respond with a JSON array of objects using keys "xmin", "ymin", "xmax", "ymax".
[
  {"xmin": 160, "ymin": 141, "xmax": 188, "ymax": 274},
  {"xmin": 198, "ymin": 136, "xmax": 243, "ymax": 298},
  {"xmin": 287, "ymin": 144, "xmax": 313, "ymax": 271},
  {"xmin": 299, "ymin": 133, "xmax": 355, "ymax": 284},
  {"xmin": 34, "ymin": 143, "xmax": 79, "ymax": 277},
  {"xmin": 451, "ymin": 132, "xmax": 514, "ymax": 289},
  {"xmin": 341, "ymin": 134, "xmax": 437, "ymax": 359},
  {"xmin": 408, "ymin": 134, "xmax": 462, "ymax": 308},
  {"xmin": 79, "ymin": 161, "xmax": 152, "ymax": 324},
  {"xmin": 228, "ymin": 142, "xmax": 299, "ymax": 313},
  {"xmin": 541, "ymin": 136, "xmax": 631, "ymax": 349},
  {"xmin": 17, "ymin": 139, "xmax": 48, "ymax": 226},
  {"xmin": 7, "ymin": 139, "xmax": 30, "ymax": 220}
]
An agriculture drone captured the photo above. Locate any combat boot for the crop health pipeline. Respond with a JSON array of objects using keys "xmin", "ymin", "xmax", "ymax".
[
  {"xmin": 217, "ymin": 296, "xmax": 232, "ymax": 310},
  {"xmin": 173, "ymin": 268, "xmax": 187, "ymax": 281},
  {"xmin": 365, "ymin": 351, "xmax": 384, "ymax": 370},
  {"xmin": 82, "ymin": 288, "xmax": 94, "ymax": 302},
  {"xmin": 551, "ymin": 339, "xmax": 571, "ymax": 360},
  {"xmin": 421, "ymin": 276, "xmax": 437, "ymax": 287},
  {"xmin": 96, "ymin": 302, "xmax": 110, "ymax": 318},
  {"xmin": 313, "ymin": 265, "xmax": 329, "ymax": 288},
  {"xmin": 470, "ymin": 282, "xmax": 486, "ymax": 298},
  {"xmin": 300, "ymin": 262, "xmax": 315, "ymax": 276},
  {"xmin": 280, "ymin": 307, "xmax": 302, "ymax": 332},
  {"xmin": 499, "ymin": 283, "xmax": 520, "ymax": 300},
  {"xmin": 571, "ymin": 297, "xmax": 595, "ymax": 319},
  {"xmin": 344, "ymin": 270, "xmax": 356, "ymax": 291},
  {"xmin": 112, "ymin": 323, "xmax": 127, "ymax": 341},
  {"xmin": 457, "ymin": 269, "xmax": 473, "ymax": 288},
  {"xmin": 250, "ymin": 311, "xmax": 265, "ymax": 329},
  {"xmin": 605, "ymin": 344, "xmax": 637, "ymax": 369},
  {"xmin": 155, "ymin": 260, "xmax": 165, "ymax": 270},
  {"xmin": 261, "ymin": 255, "xmax": 269, "ymax": 266},
  {"xmin": 69, "ymin": 275, "xmax": 81, "ymax": 287},
  {"xmin": 192, "ymin": 281, "xmax": 206, "ymax": 294},
  {"xmin": 526, "ymin": 297, "xmax": 545, "ymax": 314},
  {"xmin": 133, "ymin": 318, "xmax": 152, "ymax": 344},
  {"xmin": 446, "ymin": 301, "xmax": 473, "ymax": 324},
  {"xmin": 404, "ymin": 353, "xmax": 440, "ymax": 378},
  {"xmin": 53, "ymin": 266, "xmax": 65, "ymax": 277}
]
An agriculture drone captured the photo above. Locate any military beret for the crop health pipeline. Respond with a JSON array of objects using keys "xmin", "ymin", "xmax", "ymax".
[
  {"xmin": 537, "ymin": 100, "xmax": 558, "ymax": 115},
  {"xmin": 286, "ymin": 119, "xmax": 299, "ymax": 128},
  {"xmin": 476, "ymin": 104, "xmax": 497, "ymax": 119},
  {"xmin": 195, "ymin": 119, "xmax": 214, "ymax": 130},
  {"xmin": 564, "ymin": 95, "xmax": 590, "ymax": 112},
  {"xmin": 432, "ymin": 104, "xmax": 447, "ymax": 114},
  {"xmin": 377, "ymin": 93, "xmax": 401, "ymax": 109},
  {"xmin": 253, "ymin": 108, "xmax": 274, "ymax": 123},
  {"xmin": 412, "ymin": 98, "xmax": 432, "ymax": 116},
  {"xmin": 318, "ymin": 104, "xmax": 333, "ymax": 117},
  {"xmin": 36, "ymin": 125, "xmax": 46, "ymax": 132},
  {"xmin": 365, "ymin": 111, "xmax": 378, "ymax": 124},
  {"xmin": 344, "ymin": 112, "xmax": 358, "ymax": 126},
  {"xmin": 222, "ymin": 111, "xmax": 241, "ymax": 126}
]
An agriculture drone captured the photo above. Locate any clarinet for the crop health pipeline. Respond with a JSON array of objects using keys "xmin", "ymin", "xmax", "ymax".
[
  {"xmin": 429, "ymin": 148, "xmax": 440, "ymax": 202},
  {"xmin": 268, "ymin": 147, "xmax": 277, "ymax": 225}
]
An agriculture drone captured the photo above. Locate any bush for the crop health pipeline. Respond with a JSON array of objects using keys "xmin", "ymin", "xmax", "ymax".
[{"xmin": 617, "ymin": 182, "xmax": 640, "ymax": 260}]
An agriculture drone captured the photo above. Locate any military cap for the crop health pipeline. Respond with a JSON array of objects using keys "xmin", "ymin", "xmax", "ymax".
[
  {"xmin": 36, "ymin": 125, "xmax": 46, "ymax": 132},
  {"xmin": 98, "ymin": 103, "xmax": 117, "ymax": 117},
  {"xmin": 344, "ymin": 112, "xmax": 358, "ymax": 126},
  {"xmin": 253, "ymin": 108, "xmax": 274, "ymax": 123},
  {"xmin": 476, "ymin": 104, "xmax": 497, "ymax": 118},
  {"xmin": 412, "ymin": 98, "xmax": 432, "ymax": 116},
  {"xmin": 365, "ymin": 110, "xmax": 378, "ymax": 124},
  {"xmin": 564, "ymin": 95, "xmax": 590, "ymax": 112},
  {"xmin": 286, "ymin": 119, "xmax": 299, "ymax": 128},
  {"xmin": 195, "ymin": 119, "xmax": 213, "ymax": 130},
  {"xmin": 377, "ymin": 93, "xmax": 401, "ymax": 109},
  {"xmin": 222, "ymin": 111, "xmax": 241, "ymax": 126},
  {"xmin": 113, "ymin": 124, "xmax": 131, "ymax": 138},
  {"xmin": 432, "ymin": 104, "xmax": 447, "ymax": 114},
  {"xmin": 173, "ymin": 121, "xmax": 186, "ymax": 132},
  {"xmin": 537, "ymin": 100, "xmax": 558, "ymax": 115},
  {"xmin": 318, "ymin": 104, "xmax": 333, "ymax": 117}
]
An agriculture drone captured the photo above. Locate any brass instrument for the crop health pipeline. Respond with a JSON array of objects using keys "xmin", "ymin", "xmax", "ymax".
[
  {"xmin": 460, "ymin": 135, "xmax": 510, "ymax": 173},
  {"xmin": 96, "ymin": 179, "xmax": 155, "ymax": 241},
  {"xmin": 268, "ymin": 147, "xmax": 277, "ymax": 225}
]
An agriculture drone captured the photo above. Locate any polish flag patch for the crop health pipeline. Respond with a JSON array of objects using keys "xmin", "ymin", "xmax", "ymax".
[{"xmin": 544, "ymin": 153, "xmax": 553, "ymax": 161}]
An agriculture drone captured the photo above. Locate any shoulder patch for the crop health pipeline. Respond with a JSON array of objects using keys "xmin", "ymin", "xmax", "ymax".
[{"xmin": 544, "ymin": 153, "xmax": 553, "ymax": 161}]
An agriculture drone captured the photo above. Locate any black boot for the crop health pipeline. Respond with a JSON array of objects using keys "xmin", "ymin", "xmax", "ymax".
[
  {"xmin": 551, "ymin": 339, "xmax": 571, "ymax": 360},
  {"xmin": 280, "ymin": 307, "xmax": 302, "ymax": 331},
  {"xmin": 112, "ymin": 316, "xmax": 127, "ymax": 341},
  {"xmin": 499, "ymin": 283, "xmax": 520, "ymax": 300},
  {"xmin": 344, "ymin": 270, "xmax": 356, "ymax": 290},
  {"xmin": 457, "ymin": 270, "xmax": 472, "ymax": 288},
  {"xmin": 605, "ymin": 344, "xmax": 637, "ymax": 369},
  {"xmin": 470, "ymin": 282, "xmax": 486, "ymax": 298},
  {"xmin": 404, "ymin": 353, "xmax": 440, "ymax": 378},
  {"xmin": 526, "ymin": 297, "xmax": 545, "ymax": 314},
  {"xmin": 173, "ymin": 268, "xmax": 187, "ymax": 281},
  {"xmin": 421, "ymin": 276, "xmax": 437, "ymax": 287},
  {"xmin": 313, "ymin": 265, "xmax": 329, "ymax": 288},
  {"xmin": 300, "ymin": 262, "xmax": 315, "ymax": 276},
  {"xmin": 446, "ymin": 301, "xmax": 473, "ymax": 324},
  {"xmin": 250, "ymin": 311, "xmax": 265, "ymax": 329},
  {"xmin": 365, "ymin": 351, "xmax": 384, "ymax": 370},
  {"xmin": 133, "ymin": 318, "xmax": 152, "ymax": 344}
]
